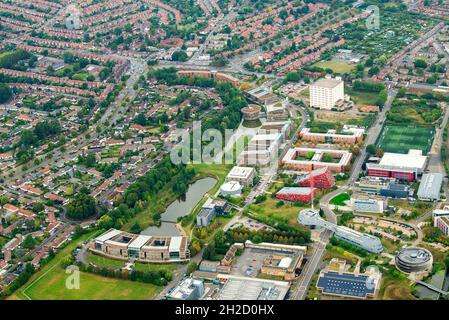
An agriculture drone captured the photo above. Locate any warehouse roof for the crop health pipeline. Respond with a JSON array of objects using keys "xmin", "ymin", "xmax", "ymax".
[
  {"xmin": 378, "ymin": 150, "xmax": 427, "ymax": 170},
  {"xmin": 417, "ymin": 173, "xmax": 443, "ymax": 200}
]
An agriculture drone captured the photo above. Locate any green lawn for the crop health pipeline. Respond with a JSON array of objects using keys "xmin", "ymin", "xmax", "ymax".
[
  {"xmin": 330, "ymin": 193, "xmax": 350, "ymax": 206},
  {"xmin": 10, "ymin": 233, "xmax": 161, "ymax": 300},
  {"xmin": 345, "ymin": 86, "xmax": 381, "ymax": 107},
  {"xmin": 133, "ymin": 263, "xmax": 178, "ymax": 273},
  {"xmin": 313, "ymin": 61, "xmax": 356, "ymax": 74},
  {"xmin": 17, "ymin": 269, "xmax": 160, "ymax": 300},
  {"xmin": 85, "ymin": 253, "xmax": 126, "ymax": 269}
]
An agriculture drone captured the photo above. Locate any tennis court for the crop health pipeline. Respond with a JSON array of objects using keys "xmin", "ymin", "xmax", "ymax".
[{"xmin": 376, "ymin": 125, "xmax": 434, "ymax": 155}]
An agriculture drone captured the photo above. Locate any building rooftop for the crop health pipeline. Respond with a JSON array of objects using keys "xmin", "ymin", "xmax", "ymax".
[
  {"xmin": 317, "ymin": 271, "xmax": 377, "ymax": 299},
  {"xmin": 311, "ymin": 77, "xmax": 343, "ymax": 89},
  {"xmin": 417, "ymin": 173, "xmax": 443, "ymax": 199},
  {"xmin": 378, "ymin": 150, "xmax": 427, "ymax": 170}
]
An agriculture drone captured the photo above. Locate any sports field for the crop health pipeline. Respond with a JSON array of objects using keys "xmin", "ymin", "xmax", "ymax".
[
  {"xmin": 10, "ymin": 233, "xmax": 161, "ymax": 300},
  {"xmin": 376, "ymin": 125, "xmax": 434, "ymax": 155}
]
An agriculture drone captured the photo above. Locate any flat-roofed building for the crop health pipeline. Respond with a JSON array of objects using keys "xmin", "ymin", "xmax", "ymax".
[
  {"xmin": 215, "ymin": 274, "xmax": 290, "ymax": 300},
  {"xmin": 350, "ymin": 194, "xmax": 387, "ymax": 214},
  {"xmin": 310, "ymin": 77, "xmax": 344, "ymax": 110},
  {"xmin": 366, "ymin": 150, "xmax": 427, "ymax": 181},
  {"xmin": 226, "ymin": 166, "xmax": 256, "ymax": 186},
  {"xmin": 165, "ymin": 277, "xmax": 205, "ymax": 300},
  {"xmin": 300, "ymin": 127, "xmax": 363, "ymax": 144},
  {"xmin": 282, "ymin": 147, "xmax": 352, "ymax": 173},
  {"xmin": 435, "ymin": 216, "xmax": 449, "ymax": 236},
  {"xmin": 90, "ymin": 229, "xmax": 190, "ymax": 263},
  {"xmin": 316, "ymin": 259, "xmax": 381, "ymax": 300},
  {"xmin": 276, "ymin": 187, "xmax": 315, "ymax": 203},
  {"xmin": 417, "ymin": 173, "xmax": 443, "ymax": 201},
  {"xmin": 265, "ymin": 100, "xmax": 288, "ymax": 121}
]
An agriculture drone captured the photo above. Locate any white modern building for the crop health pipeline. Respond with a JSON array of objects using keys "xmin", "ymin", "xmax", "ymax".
[
  {"xmin": 350, "ymin": 194, "xmax": 387, "ymax": 214},
  {"xmin": 417, "ymin": 173, "xmax": 443, "ymax": 201},
  {"xmin": 309, "ymin": 76, "xmax": 345, "ymax": 110},
  {"xmin": 226, "ymin": 166, "xmax": 256, "ymax": 186},
  {"xmin": 298, "ymin": 209, "xmax": 383, "ymax": 254}
]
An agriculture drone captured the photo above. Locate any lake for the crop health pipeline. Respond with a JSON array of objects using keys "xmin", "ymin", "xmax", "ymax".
[{"xmin": 141, "ymin": 177, "xmax": 217, "ymax": 236}]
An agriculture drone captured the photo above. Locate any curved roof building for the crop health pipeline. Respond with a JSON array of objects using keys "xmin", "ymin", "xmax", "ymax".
[
  {"xmin": 298, "ymin": 209, "xmax": 383, "ymax": 254},
  {"xmin": 395, "ymin": 247, "xmax": 433, "ymax": 274}
]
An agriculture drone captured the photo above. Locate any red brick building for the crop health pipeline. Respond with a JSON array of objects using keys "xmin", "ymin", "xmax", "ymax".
[
  {"xmin": 296, "ymin": 167, "xmax": 335, "ymax": 189},
  {"xmin": 275, "ymin": 187, "xmax": 315, "ymax": 203}
]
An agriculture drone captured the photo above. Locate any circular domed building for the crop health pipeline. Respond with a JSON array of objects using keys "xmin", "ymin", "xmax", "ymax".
[
  {"xmin": 220, "ymin": 181, "xmax": 242, "ymax": 197},
  {"xmin": 241, "ymin": 104, "xmax": 261, "ymax": 121},
  {"xmin": 395, "ymin": 247, "xmax": 433, "ymax": 274}
]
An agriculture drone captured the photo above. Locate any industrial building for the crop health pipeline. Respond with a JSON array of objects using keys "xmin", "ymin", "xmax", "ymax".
[
  {"xmin": 316, "ymin": 259, "xmax": 381, "ymax": 300},
  {"xmin": 299, "ymin": 127, "xmax": 364, "ymax": 144},
  {"xmin": 417, "ymin": 173, "xmax": 443, "ymax": 201},
  {"xmin": 298, "ymin": 209, "xmax": 383, "ymax": 254},
  {"xmin": 215, "ymin": 274, "xmax": 290, "ymax": 300},
  {"xmin": 282, "ymin": 147, "xmax": 352, "ymax": 173},
  {"xmin": 366, "ymin": 150, "xmax": 427, "ymax": 181},
  {"xmin": 275, "ymin": 187, "xmax": 315, "ymax": 203},
  {"xmin": 350, "ymin": 194, "xmax": 387, "ymax": 214},
  {"xmin": 165, "ymin": 278, "xmax": 205, "ymax": 300},
  {"xmin": 309, "ymin": 76, "xmax": 345, "ymax": 110},
  {"xmin": 295, "ymin": 167, "xmax": 336, "ymax": 189},
  {"xmin": 226, "ymin": 166, "xmax": 256, "ymax": 186},
  {"xmin": 395, "ymin": 247, "xmax": 433, "ymax": 274},
  {"xmin": 89, "ymin": 229, "xmax": 190, "ymax": 263}
]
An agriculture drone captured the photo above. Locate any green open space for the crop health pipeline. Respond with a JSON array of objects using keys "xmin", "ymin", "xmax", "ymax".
[
  {"xmin": 345, "ymin": 86, "xmax": 382, "ymax": 107},
  {"xmin": 85, "ymin": 253, "xmax": 126, "ymax": 269},
  {"xmin": 10, "ymin": 232, "xmax": 161, "ymax": 300},
  {"xmin": 330, "ymin": 193, "xmax": 350, "ymax": 206},
  {"xmin": 376, "ymin": 125, "xmax": 434, "ymax": 155},
  {"xmin": 313, "ymin": 61, "xmax": 356, "ymax": 74}
]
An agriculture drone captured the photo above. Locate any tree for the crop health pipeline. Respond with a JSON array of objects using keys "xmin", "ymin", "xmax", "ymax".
[
  {"xmin": 171, "ymin": 50, "xmax": 188, "ymax": 62},
  {"xmin": 0, "ymin": 84, "xmax": 12, "ymax": 103},
  {"xmin": 366, "ymin": 144, "xmax": 376, "ymax": 155},
  {"xmin": 66, "ymin": 192, "xmax": 96, "ymax": 220}
]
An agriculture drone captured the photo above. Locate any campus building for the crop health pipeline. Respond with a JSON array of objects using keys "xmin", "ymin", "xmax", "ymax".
[
  {"xmin": 299, "ymin": 127, "xmax": 364, "ymax": 144},
  {"xmin": 395, "ymin": 247, "xmax": 433, "ymax": 274},
  {"xmin": 226, "ymin": 166, "xmax": 256, "ymax": 186},
  {"xmin": 357, "ymin": 177, "xmax": 411, "ymax": 198},
  {"xmin": 275, "ymin": 187, "xmax": 315, "ymax": 203},
  {"xmin": 316, "ymin": 259, "xmax": 381, "ymax": 300},
  {"xmin": 298, "ymin": 209, "xmax": 383, "ymax": 254},
  {"xmin": 165, "ymin": 278, "xmax": 205, "ymax": 300},
  {"xmin": 89, "ymin": 229, "xmax": 190, "ymax": 263},
  {"xmin": 366, "ymin": 150, "xmax": 427, "ymax": 181},
  {"xmin": 295, "ymin": 167, "xmax": 335, "ymax": 189},
  {"xmin": 241, "ymin": 104, "xmax": 261, "ymax": 121},
  {"xmin": 435, "ymin": 216, "xmax": 449, "ymax": 236},
  {"xmin": 282, "ymin": 147, "xmax": 352, "ymax": 173},
  {"xmin": 309, "ymin": 76, "xmax": 345, "ymax": 110},
  {"xmin": 196, "ymin": 199, "xmax": 229, "ymax": 227},
  {"xmin": 417, "ymin": 173, "xmax": 443, "ymax": 201},
  {"xmin": 350, "ymin": 194, "xmax": 387, "ymax": 214}
]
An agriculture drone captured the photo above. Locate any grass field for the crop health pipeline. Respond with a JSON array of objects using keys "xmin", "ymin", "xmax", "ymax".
[
  {"xmin": 133, "ymin": 263, "xmax": 178, "ymax": 273},
  {"xmin": 85, "ymin": 253, "xmax": 126, "ymax": 269},
  {"xmin": 377, "ymin": 125, "xmax": 434, "ymax": 155},
  {"xmin": 345, "ymin": 86, "xmax": 381, "ymax": 107},
  {"xmin": 313, "ymin": 61, "xmax": 356, "ymax": 74},
  {"xmin": 330, "ymin": 193, "xmax": 350, "ymax": 206},
  {"xmin": 10, "ymin": 232, "xmax": 161, "ymax": 300}
]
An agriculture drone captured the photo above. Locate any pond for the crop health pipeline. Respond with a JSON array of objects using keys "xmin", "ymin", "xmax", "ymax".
[{"xmin": 141, "ymin": 177, "xmax": 217, "ymax": 236}]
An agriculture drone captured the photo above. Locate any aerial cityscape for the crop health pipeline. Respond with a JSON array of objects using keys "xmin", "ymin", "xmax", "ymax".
[{"xmin": 1, "ymin": 0, "xmax": 449, "ymax": 303}]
